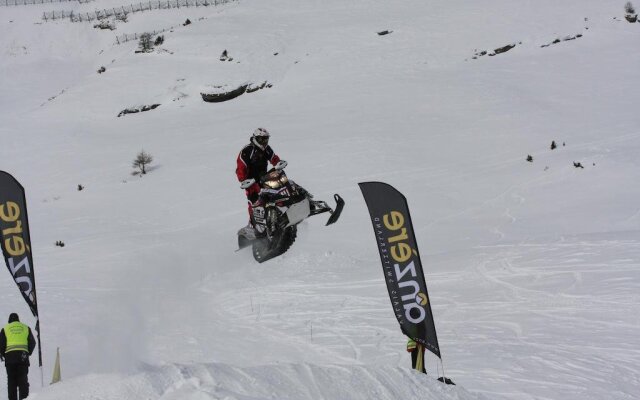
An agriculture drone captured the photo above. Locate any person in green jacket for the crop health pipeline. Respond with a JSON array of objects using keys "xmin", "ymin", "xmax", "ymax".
[
  {"xmin": 406, "ymin": 338, "xmax": 426, "ymax": 374},
  {"xmin": 0, "ymin": 313, "xmax": 36, "ymax": 400}
]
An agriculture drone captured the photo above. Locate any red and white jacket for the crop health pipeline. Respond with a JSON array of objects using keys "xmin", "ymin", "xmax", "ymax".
[{"xmin": 236, "ymin": 143, "xmax": 280, "ymax": 199}]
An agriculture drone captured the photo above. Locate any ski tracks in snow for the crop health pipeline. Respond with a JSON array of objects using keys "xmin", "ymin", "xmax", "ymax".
[
  {"xmin": 194, "ymin": 235, "xmax": 640, "ymax": 400},
  {"xmin": 442, "ymin": 236, "xmax": 640, "ymax": 400}
]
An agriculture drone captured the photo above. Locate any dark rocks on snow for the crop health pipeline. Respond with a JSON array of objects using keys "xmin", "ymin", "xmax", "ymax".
[
  {"xmin": 491, "ymin": 44, "xmax": 516, "ymax": 55},
  {"xmin": 625, "ymin": 14, "xmax": 638, "ymax": 23},
  {"xmin": 377, "ymin": 30, "xmax": 393, "ymax": 36},
  {"xmin": 117, "ymin": 104, "xmax": 161, "ymax": 117},
  {"xmin": 472, "ymin": 44, "xmax": 515, "ymax": 59},
  {"xmin": 526, "ymin": 155, "xmax": 533, "ymax": 162},
  {"xmin": 183, "ymin": 18, "xmax": 191, "ymax": 26},
  {"xmin": 201, "ymin": 81, "xmax": 273, "ymax": 103},
  {"xmin": 551, "ymin": 140, "xmax": 557, "ymax": 150},
  {"xmin": 573, "ymin": 162, "xmax": 584, "ymax": 169},
  {"xmin": 77, "ymin": 184, "xmax": 84, "ymax": 191},
  {"xmin": 154, "ymin": 35, "xmax": 164, "ymax": 46},
  {"xmin": 541, "ymin": 34, "xmax": 583, "ymax": 48},
  {"xmin": 97, "ymin": 66, "xmax": 106, "ymax": 74},
  {"xmin": 472, "ymin": 50, "xmax": 487, "ymax": 59},
  {"xmin": 246, "ymin": 81, "xmax": 273, "ymax": 93},
  {"xmin": 201, "ymin": 84, "xmax": 248, "ymax": 103},
  {"xmin": 55, "ymin": 241, "xmax": 65, "ymax": 247}
]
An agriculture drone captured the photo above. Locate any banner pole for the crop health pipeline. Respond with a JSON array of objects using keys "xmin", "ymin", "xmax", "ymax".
[{"xmin": 36, "ymin": 317, "xmax": 43, "ymax": 387}]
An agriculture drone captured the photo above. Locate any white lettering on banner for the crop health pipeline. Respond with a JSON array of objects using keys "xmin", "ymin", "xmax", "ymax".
[
  {"xmin": 394, "ymin": 260, "xmax": 416, "ymax": 282},
  {"xmin": 9, "ymin": 256, "xmax": 31, "ymax": 275},
  {"xmin": 384, "ymin": 210, "xmax": 427, "ymax": 324},
  {"xmin": 8, "ymin": 258, "xmax": 34, "ymax": 298},
  {"xmin": 399, "ymin": 279, "xmax": 420, "ymax": 302},
  {"xmin": 404, "ymin": 303, "xmax": 426, "ymax": 324}
]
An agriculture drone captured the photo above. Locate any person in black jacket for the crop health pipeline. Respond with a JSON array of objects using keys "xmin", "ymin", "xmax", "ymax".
[
  {"xmin": 235, "ymin": 128, "xmax": 287, "ymax": 234},
  {"xmin": 0, "ymin": 313, "xmax": 36, "ymax": 400}
]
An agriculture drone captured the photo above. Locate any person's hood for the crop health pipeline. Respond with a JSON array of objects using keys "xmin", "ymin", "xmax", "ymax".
[{"xmin": 8, "ymin": 313, "xmax": 19, "ymax": 323}]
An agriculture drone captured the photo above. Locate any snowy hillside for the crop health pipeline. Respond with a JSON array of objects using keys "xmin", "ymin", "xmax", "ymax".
[{"xmin": 1, "ymin": 0, "xmax": 639, "ymax": 399}]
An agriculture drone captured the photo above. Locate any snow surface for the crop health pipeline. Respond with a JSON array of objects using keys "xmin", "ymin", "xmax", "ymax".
[{"xmin": 1, "ymin": 0, "xmax": 639, "ymax": 399}]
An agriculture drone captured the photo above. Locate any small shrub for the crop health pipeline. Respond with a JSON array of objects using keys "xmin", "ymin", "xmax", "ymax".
[
  {"xmin": 138, "ymin": 33, "xmax": 153, "ymax": 52},
  {"xmin": 133, "ymin": 150, "xmax": 153, "ymax": 175},
  {"xmin": 154, "ymin": 35, "xmax": 164, "ymax": 46},
  {"xmin": 94, "ymin": 20, "xmax": 115, "ymax": 30},
  {"xmin": 625, "ymin": 2, "xmax": 635, "ymax": 14},
  {"xmin": 550, "ymin": 140, "xmax": 557, "ymax": 150},
  {"xmin": 526, "ymin": 155, "xmax": 533, "ymax": 162},
  {"xmin": 625, "ymin": 2, "xmax": 638, "ymax": 21},
  {"xmin": 97, "ymin": 66, "xmax": 106, "ymax": 74},
  {"xmin": 77, "ymin": 184, "xmax": 84, "ymax": 191},
  {"xmin": 220, "ymin": 49, "xmax": 233, "ymax": 61}
]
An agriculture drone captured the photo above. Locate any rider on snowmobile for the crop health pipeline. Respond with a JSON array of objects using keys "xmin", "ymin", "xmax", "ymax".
[{"xmin": 236, "ymin": 128, "xmax": 288, "ymax": 233}]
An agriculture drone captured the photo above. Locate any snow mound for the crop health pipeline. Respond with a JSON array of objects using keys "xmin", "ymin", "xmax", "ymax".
[{"xmin": 34, "ymin": 362, "xmax": 480, "ymax": 400}]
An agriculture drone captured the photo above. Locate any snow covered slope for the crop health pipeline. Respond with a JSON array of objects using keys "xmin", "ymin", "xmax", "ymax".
[{"xmin": 1, "ymin": 0, "xmax": 639, "ymax": 399}]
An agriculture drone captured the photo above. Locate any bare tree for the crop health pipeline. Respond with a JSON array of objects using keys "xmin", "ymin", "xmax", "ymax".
[{"xmin": 133, "ymin": 150, "xmax": 153, "ymax": 175}]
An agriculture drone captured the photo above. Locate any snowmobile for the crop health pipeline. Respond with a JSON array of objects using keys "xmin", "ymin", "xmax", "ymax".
[{"xmin": 237, "ymin": 166, "xmax": 344, "ymax": 263}]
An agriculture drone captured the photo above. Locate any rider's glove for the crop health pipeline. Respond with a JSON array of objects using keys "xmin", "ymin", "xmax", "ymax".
[
  {"xmin": 240, "ymin": 178, "xmax": 256, "ymax": 189},
  {"xmin": 275, "ymin": 160, "xmax": 288, "ymax": 170}
]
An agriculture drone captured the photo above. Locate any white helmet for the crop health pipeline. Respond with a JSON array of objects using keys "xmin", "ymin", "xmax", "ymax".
[{"xmin": 252, "ymin": 127, "xmax": 270, "ymax": 150}]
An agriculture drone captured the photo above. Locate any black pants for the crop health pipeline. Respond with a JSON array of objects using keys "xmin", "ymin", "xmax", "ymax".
[
  {"xmin": 6, "ymin": 364, "xmax": 29, "ymax": 400},
  {"xmin": 411, "ymin": 349, "xmax": 426, "ymax": 374}
]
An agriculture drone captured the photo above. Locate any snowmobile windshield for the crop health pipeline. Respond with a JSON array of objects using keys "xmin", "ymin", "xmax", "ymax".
[{"xmin": 262, "ymin": 170, "xmax": 288, "ymax": 189}]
